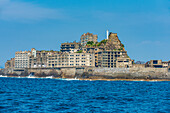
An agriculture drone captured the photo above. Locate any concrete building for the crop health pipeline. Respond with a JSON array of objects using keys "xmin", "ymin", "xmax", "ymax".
[
  {"xmin": 15, "ymin": 51, "xmax": 31, "ymax": 69},
  {"xmin": 5, "ymin": 58, "xmax": 15, "ymax": 69},
  {"xmin": 6, "ymin": 31, "xmax": 139, "ymax": 70},
  {"xmin": 47, "ymin": 52, "xmax": 95, "ymax": 68},
  {"xmin": 149, "ymin": 60, "xmax": 163, "ymax": 68},
  {"xmin": 5, "ymin": 58, "xmax": 15, "ymax": 73},
  {"xmin": 116, "ymin": 57, "xmax": 133, "ymax": 68},
  {"xmin": 60, "ymin": 41, "xmax": 81, "ymax": 53},
  {"xmin": 162, "ymin": 61, "xmax": 169, "ymax": 68},
  {"xmin": 14, "ymin": 48, "xmax": 49, "ymax": 69},
  {"xmin": 105, "ymin": 32, "xmax": 125, "ymax": 51},
  {"xmin": 29, "ymin": 48, "xmax": 48, "ymax": 68},
  {"xmin": 147, "ymin": 60, "xmax": 169, "ymax": 68},
  {"xmin": 95, "ymin": 50, "xmax": 132, "ymax": 68},
  {"xmin": 81, "ymin": 32, "xmax": 98, "ymax": 46},
  {"xmin": 94, "ymin": 32, "xmax": 133, "ymax": 68}
]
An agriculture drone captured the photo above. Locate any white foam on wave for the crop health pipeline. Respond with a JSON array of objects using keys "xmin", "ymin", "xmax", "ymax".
[
  {"xmin": 0, "ymin": 75, "xmax": 7, "ymax": 77},
  {"xmin": 61, "ymin": 78, "xmax": 80, "ymax": 81},
  {"xmin": 45, "ymin": 76, "xmax": 53, "ymax": 79},
  {"xmin": 27, "ymin": 76, "xmax": 37, "ymax": 78}
]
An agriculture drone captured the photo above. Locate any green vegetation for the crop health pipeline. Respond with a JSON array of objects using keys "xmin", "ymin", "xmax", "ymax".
[
  {"xmin": 120, "ymin": 47, "xmax": 124, "ymax": 50},
  {"xmin": 86, "ymin": 41, "xmax": 97, "ymax": 47},
  {"xmin": 87, "ymin": 41, "xmax": 94, "ymax": 45},
  {"xmin": 97, "ymin": 39, "xmax": 107, "ymax": 47},
  {"xmin": 76, "ymin": 50, "xmax": 83, "ymax": 53},
  {"xmin": 86, "ymin": 39, "xmax": 108, "ymax": 47},
  {"xmin": 97, "ymin": 43, "xmax": 101, "ymax": 46},
  {"xmin": 122, "ymin": 44, "xmax": 124, "ymax": 47},
  {"xmin": 100, "ymin": 39, "xmax": 107, "ymax": 44}
]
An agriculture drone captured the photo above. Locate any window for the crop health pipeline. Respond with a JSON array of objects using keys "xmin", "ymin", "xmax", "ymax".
[{"xmin": 153, "ymin": 60, "xmax": 158, "ymax": 64}]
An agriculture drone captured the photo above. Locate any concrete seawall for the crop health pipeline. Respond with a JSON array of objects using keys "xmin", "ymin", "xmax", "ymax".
[
  {"xmin": 4, "ymin": 67, "xmax": 170, "ymax": 80},
  {"xmin": 85, "ymin": 67, "xmax": 170, "ymax": 79}
]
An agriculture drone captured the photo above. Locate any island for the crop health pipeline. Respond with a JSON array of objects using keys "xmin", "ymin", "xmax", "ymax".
[{"xmin": 2, "ymin": 31, "xmax": 170, "ymax": 81}]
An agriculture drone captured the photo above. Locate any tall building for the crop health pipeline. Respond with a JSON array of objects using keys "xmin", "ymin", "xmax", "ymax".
[
  {"xmin": 47, "ymin": 52, "xmax": 95, "ymax": 68},
  {"xmin": 105, "ymin": 33, "xmax": 125, "ymax": 50},
  {"xmin": 81, "ymin": 32, "xmax": 98, "ymax": 46},
  {"xmin": 95, "ymin": 32, "xmax": 133, "ymax": 68},
  {"xmin": 29, "ymin": 48, "xmax": 48, "ymax": 68},
  {"xmin": 95, "ymin": 50, "xmax": 132, "ymax": 68},
  {"xmin": 60, "ymin": 41, "xmax": 81, "ymax": 53},
  {"xmin": 15, "ymin": 51, "xmax": 31, "ymax": 69}
]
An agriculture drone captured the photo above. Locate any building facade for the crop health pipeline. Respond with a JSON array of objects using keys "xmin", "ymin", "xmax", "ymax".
[
  {"xmin": 7, "ymin": 31, "xmax": 137, "ymax": 70},
  {"xmin": 47, "ymin": 52, "xmax": 95, "ymax": 68},
  {"xmin": 60, "ymin": 41, "xmax": 81, "ymax": 52},
  {"xmin": 5, "ymin": 58, "xmax": 15, "ymax": 69},
  {"xmin": 81, "ymin": 32, "xmax": 98, "ymax": 46},
  {"xmin": 94, "ymin": 32, "xmax": 133, "ymax": 68},
  {"xmin": 29, "ymin": 49, "xmax": 48, "ymax": 68},
  {"xmin": 5, "ymin": 58, "xmax": 15, "ymax": 73},
  {"xmin": 105, "ymin": 32, "xmax": 125, "ymax": 51},
  {"xmin": 95, "ymin": 50, "xmax": 132, "ymax": 68},
  {"xmin": 148, "ymin": 60, "xmax": 163, "ymax": 68},
  {"xmin": 147, "ymin": 60, "xmax": 169, "ymax": 68},
  {"xmin": 15, "ymin": 51, "xmax": 30, "ymax": 69}
]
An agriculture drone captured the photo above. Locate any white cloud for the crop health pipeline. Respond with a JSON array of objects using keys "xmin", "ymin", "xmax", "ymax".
[{"xmin": 0, "ymin": 0, "xmax": 65, "ymax": 21}]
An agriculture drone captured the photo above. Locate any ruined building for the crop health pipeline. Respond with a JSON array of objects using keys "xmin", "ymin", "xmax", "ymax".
[
  {"xmin": 60, "ymin": 41, "xmax": 81, "ymax": 53},
  {"xmin": 47, "ymin": 52, "xmax": 95, "ymax": 68},
  {"xmin": 5, "ymin": 58, "xmax": 15, "ymax": 73},
  {"xmin": 105, "ymin": 33, "xmax": 125, "ymax": 51},
  {"xmin": 81, "ymin": 32, "xmax": 98, "ymax": 47},
  {"xmin": 5, "ymin": 31, "xmax": 134, "ymax": 72},
  {"xmin": 95, "ymin": 32, "xmax": 133, "ymax": 68},
  {"xmin": 29, "ymin": 48, "xmax": 48, "ymax": 68}
]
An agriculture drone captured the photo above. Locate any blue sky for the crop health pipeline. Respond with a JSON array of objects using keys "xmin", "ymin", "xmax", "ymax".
[{"xmin": 0, "ymin": 0, "xmax": 170, "ymax": 67}]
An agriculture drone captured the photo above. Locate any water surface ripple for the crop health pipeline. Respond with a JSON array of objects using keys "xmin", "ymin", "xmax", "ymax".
[{"xmin": 0, "ymin": 78, "xmax": 169, "ymax": 112}]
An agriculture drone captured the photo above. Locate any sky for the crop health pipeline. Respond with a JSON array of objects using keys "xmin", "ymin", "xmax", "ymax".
[{"xmin": 0, "ymin": 0, "xmax": 170, "ymax": 68}]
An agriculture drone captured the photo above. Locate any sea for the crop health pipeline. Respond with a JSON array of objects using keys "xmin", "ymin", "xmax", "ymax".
[{"xmin": 0, "ymin": 77, "xmax": 169, "ymax": 113}]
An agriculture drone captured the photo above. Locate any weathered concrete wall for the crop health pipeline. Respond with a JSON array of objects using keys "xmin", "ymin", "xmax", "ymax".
[
  {"xmin": 85, "ymin": 67, "xmax": 170, "ymax": 79},
  {"xmin": 26, "ymin": 68, "xmax": 60, "ymax": 75},
  {"xmin": 61, "ymin": 68, "xmax": 76, "ymax": 78},
  {"xmin": 9, "ymin": 67, "xmax": 170, "ymax": 79},
  {"xmin": 132, "ymin": 64, "xmax": 145, "ymax": 68},
  {"xmin": 25, "ymin": 67, "xmax": 76, "ymax": 78},
  {"xmin": 76, "ymin": 68, "xmax": 85, "ymax": 75}
]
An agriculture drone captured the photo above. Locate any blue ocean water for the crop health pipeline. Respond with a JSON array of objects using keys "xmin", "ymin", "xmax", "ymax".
[{"xmin": 0, "ymin": 78, "xmax": 169, "ymax": 113}]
